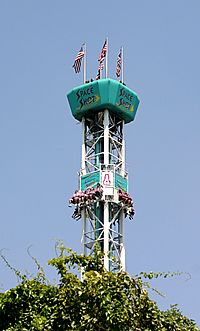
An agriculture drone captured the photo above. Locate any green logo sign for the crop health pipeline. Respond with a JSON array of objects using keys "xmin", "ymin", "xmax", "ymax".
[
  {"xmin": 116, "ymin": 86, "xmax": 135, "ymax": 112},
  {"xmin": 115, "ymin": 172, "xmax": 128, "ymax": 192},
  {"xmin": 81, "ymin": 171, "xmax": 100, "ymax": 190},
  {"xmin": 76, "ymin": 84, "xmax": 100, "ymax": 111}
]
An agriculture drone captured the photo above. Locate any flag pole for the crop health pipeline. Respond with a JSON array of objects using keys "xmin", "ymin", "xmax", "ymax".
[
  {"xmin": 121, "ymin": 46, "xmax": 124, "ymax": 83},
  {"xmin": 99, "ymin": 42, "xmax": 102, "ymax": 79},
  {"xmin": 83, "ymin": 43, "xmax": 86, "ymax": 83},
  {"xmin": 106, "ymin": 37, "xmax": 108, "ymax": 78}
]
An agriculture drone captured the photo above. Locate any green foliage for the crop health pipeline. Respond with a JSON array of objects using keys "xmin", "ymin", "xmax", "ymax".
[{"xmin": 0, "ymin": 246, "xmax": 199, "ymax": 331}]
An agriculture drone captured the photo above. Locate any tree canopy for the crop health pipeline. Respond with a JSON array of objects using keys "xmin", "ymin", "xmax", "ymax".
[{"xmin": 0, "ymin": 245, "xmax": 199, "ymax": 331}]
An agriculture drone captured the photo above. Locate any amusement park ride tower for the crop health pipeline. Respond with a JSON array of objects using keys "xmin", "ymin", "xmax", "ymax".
[{"xmin": 67, "ymin": 78, "xmax": 139, "ymax": 272}]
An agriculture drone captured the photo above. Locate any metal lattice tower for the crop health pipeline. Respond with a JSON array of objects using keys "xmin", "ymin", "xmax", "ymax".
[{"xmin": 67, "ymin": 78, "xmax": 139, "ymax": 271}]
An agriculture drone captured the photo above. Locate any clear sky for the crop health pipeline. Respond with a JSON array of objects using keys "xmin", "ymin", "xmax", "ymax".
[{"xmin": 0, "ymin": 0, "xmax": 199, "ymax": 325}]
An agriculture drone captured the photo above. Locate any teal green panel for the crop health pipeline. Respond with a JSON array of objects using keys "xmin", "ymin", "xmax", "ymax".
[
  {"xmin": 67, "ymin": 81, "xmax": 101, "ymax": 121},
  {"xmin": 115, "ymin": 84, "xmax": 139, "ymax": 122},
  {"xmin": 115, "ymin": 172, "xmax": 128, "ymax": 192},
  {"xmin": 81, "ymin": 171, "xmax": 100, "ymax": 190},
  {"xmin": 67, "ymin": 79, "xmax": 140, "ymax": 124}
]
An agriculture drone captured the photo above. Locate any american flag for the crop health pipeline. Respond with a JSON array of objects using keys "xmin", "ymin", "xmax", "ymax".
[
  {"xmin": 96, "ymin": 68, "xmax": 101, "ymax": 80},
  {"xmin": 98, "ymin": 39, "xmax": 107, "ymax": 71},
  {"xmin": 72, "ymin": 46, "xmax": 85, "ymax": 73},
  {"xmin": 116, "ymin": 48, "xmax": 122, "ymax": 78}
]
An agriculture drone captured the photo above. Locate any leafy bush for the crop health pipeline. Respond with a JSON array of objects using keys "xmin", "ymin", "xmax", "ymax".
[{"xmin": 0, "ymin": 245, "xmax": 199, "ymax": 331}]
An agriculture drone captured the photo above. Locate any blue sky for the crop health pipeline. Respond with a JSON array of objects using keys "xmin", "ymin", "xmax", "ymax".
[{"xmin": 0, "ymin": 0, "xmax": 199, "ymax": 325}]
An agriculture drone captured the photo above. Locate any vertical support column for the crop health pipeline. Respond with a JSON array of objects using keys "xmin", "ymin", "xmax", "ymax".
[
  {"xmin": 81, "ymin": 117, "xmax": 86, "ymax": 175},
  {"xmin": 121, "ymin": 46, "xmax": 124, "ymax": 84},
  {"xmin": 81, "ymin": 117, "xmax": 86, "ymax": 279},
  {"xmin": 121, "ymin": 120, "xmax": 125, "ymax": 176},
  {"xmin": 105, "ymin": 37, "xmax": 108, "ymax": 79},
  {"xmin": 83, "ymin": 43, "xmax": 86, "ymax": 84},
  {"xmin": 118, "ymin": 212, "xmax": 125, "ymax": 270},
  {"xmin": 119, "ymin": 120, "xmax": 125, "ymax": 270},
  {"xmin": 81, "ymin": 207, "xmax": 87, "ymax": 256},
  {"xmin": 81, "ymin": 208, "xmax": 87, "ymax": 280},
  {"xmin": 103, "ymin": 201, "xmax": 109, "ymax": 270},
  {"xmin": 104, "ymin": 109, "xmax": 109, "ymax": 165},
  {"xmin": 103, "ymin": 109, "xmax": 110, "ymax": 270}
]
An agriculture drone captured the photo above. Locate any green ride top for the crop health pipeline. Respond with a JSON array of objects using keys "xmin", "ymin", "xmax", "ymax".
[{"xmin": 67, "ymin": 78, "xmax": 140, "ymax": 124}]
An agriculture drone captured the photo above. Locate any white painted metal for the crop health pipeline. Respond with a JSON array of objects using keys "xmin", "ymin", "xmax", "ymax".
[
  {"xmin": 83, "ymin": 43, "xmax": 86, "ymax": 83},
  {"xmin": 103, "ymin": 109, "xmax": 110, "ymax": 270},
  {"xmin": 103, "ymin": 201, "xmax": 109, "ymax": 270},
  {"xmin": 104, "ymin": 109, "xmax": 109, "ymax": 165},
  {"xmin": 120, "ymin": 120, "xmax": 126, "ymax": 269},
  {"xmin": 80, "ymin": 110, "xmax": 127, "ymax": 271},
  {"xmin": 81, "ymin": 207, "xmax": 87, "ymax": 281},
  {"xmin": 121, "ymin": 120, "xmax": 125, "ymax": 176},
  {"xmin": 105, "ymin": 37, "xmax": 108, "ymax": 78},
  {"xmin": 119, "ymin": 211, "xmax": 125, "ymax": 270},
  {"xmin": 81, "ymin": 117, "xmax": 86, "ymax": 175},
  {"xmin": 121, "ymin": 46, "xmax": 124, "ymax": 83}
]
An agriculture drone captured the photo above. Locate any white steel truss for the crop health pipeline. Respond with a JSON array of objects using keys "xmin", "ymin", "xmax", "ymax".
[
  {"xmin": 80, "ymin": 110, "xmax": 126, "ymax": 271},
  {"xmin": 81, "ymin": 111, "xmax": 125, "ymax": 176}
]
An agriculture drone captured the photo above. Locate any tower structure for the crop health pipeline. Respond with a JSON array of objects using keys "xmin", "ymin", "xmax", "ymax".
[{"xmin": 67, "ymin": 78, "xmax": 139, "ymax": 271}]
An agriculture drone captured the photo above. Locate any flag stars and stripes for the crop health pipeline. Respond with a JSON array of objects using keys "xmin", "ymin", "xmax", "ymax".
[
  {"xmin": 98, "ymin": 40, "xmax": 107, "ymax": 60},
  {"xmin": 72, "ymin": 41, "xmax": 124, "ymax": 82},
  {"xmin": 116, "ymin": 48, "xmax": 122, "ymax": 78},
  {"xmin": 95, "ymin": 68, "xmax": 101, "ymax": 80},
  {"xmin": 72, "ymin": 46, "xmax": 85, "ymax": 73},
  {"xmin": 96, "ymin": 39, "xmax": 108, "ymax": 80}
]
